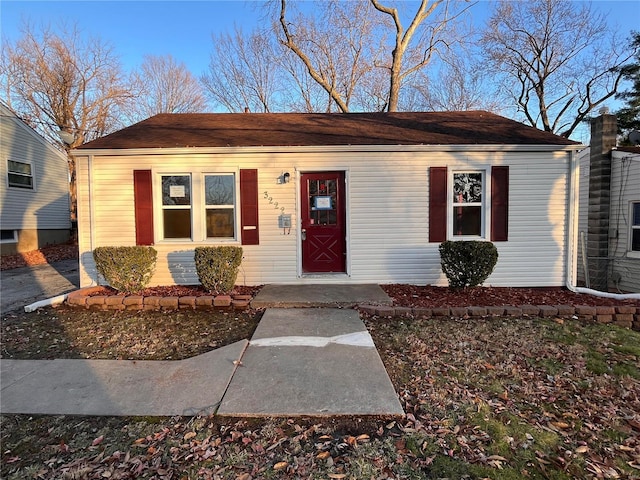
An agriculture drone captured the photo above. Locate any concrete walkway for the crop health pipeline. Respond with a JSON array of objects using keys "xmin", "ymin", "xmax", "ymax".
[
  {"xmin": 251, "ymin": 283, "xmax": 393, "ymax": 308},
  {"xmin": 218, "ymin": 308, "xmax": 402, "ymax": 416},
  {"xmin": 1, "ymin": 285, "xmax": 403, "ymax": 417},
  {"xmin": 0, "ymin": 259, "xmax": 79, "ymax": 315}
]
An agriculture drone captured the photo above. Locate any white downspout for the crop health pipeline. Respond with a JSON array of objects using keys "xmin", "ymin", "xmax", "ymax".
[{"xmin": 565, "ymin": 148, "xmax": 640, "ymax": 300}]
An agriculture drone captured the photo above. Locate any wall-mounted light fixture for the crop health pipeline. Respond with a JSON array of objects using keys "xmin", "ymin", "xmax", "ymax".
[{"xmin": 283, "ymin": 172, "xmax": 291, "ymax": 184}]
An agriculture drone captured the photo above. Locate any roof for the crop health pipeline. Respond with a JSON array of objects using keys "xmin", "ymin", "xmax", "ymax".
[
  {"xmin": 78, "ymin": 111, "xmax": 579, "ymax": 150},
  {"xmin": 616, "ymin": 146, "xmax": 640, "ymax": 154}
]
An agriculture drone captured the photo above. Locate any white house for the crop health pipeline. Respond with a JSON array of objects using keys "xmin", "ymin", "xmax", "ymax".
[
  {"xmin": 73, "ymin": 111, "xmax": 584, "ymax": 289},
  {"xmin": 577, "ymin": 112, "xmax": 640, "ymax": 293},
  {"xmin": 0, "ymin": 103, "xmax": 71, "ymax": 255}
]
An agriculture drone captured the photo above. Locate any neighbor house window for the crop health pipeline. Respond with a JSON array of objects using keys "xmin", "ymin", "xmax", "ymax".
[
  {"xmin": 161, "ymin": 175, "xmax": 192, "ymax": 239},
  {"xmin": 0, "ymin": 230, "xmax": 18, "ymax": 244},
  {"xmin": 205, "ymin": 174, "xmax": 235, "ymax": 238},
  {"xmin": 632, "ymin": 202, "xmax": 640, "ymax": 252},
  {"xmin": 452, "ymin": 171, "xmax": 485, "ymax": 237},
  {"xmin": 7, "ymin": 160, "xmax": 33, "ymax": 189}
]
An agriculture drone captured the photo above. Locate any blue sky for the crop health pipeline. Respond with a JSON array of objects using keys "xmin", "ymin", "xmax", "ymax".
[{"xmin": 2, "ymin": 0, "xmax": 638, "ymax": 78}]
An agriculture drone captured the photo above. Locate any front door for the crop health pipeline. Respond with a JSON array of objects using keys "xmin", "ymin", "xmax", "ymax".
[{"xmin": 300, "ymin": 171, "xmax": 346, "ymax": 273}]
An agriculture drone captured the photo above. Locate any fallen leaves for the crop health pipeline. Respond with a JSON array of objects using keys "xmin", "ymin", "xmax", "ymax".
[{"xmin": 2, "ymin": 313, "xmax": 640, "ymax": 479}]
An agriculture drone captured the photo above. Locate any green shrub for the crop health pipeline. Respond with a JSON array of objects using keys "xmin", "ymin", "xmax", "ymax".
[
  {"xmin": 439, "ymin": 240, "xmax": 498, "ymax": 289},
  {"xmin": 194, "ymin": 246, "xmax": 243, "ymax": 294},
  {"xmin": 93, "ymin": 246, "xmax": 157, "ymax": 294}
]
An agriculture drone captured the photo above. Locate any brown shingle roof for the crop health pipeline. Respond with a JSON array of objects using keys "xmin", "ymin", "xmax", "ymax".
[
  {"xmin": 78, "ymin": 111, "xmax": 579, "ymax": 150},
  {"xmin": 616, "ymin": 146, "xmax": 640, "ymax": 154}
]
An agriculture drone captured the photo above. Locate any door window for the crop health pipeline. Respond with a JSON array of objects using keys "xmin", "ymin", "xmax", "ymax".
[{"xmin": 308, "ymin": 179, "xmax": 338, "ymax": 226}]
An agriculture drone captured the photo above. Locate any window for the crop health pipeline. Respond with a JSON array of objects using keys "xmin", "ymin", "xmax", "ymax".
[
  {"xmin": 157, "ymin": 172, "xmax": 237, "ymax": 242},
  {"xmin": 7, "ymin": 160, "xmax": 33, "ymax": 189},
  {"xmin": 452, "ymin": 171, "xmax": 485, "ymax": 237},
  {"xmin": 161, "ymin": 175, "xmax": 192, "ymax": 239},
  {"xmin": 0, "ymin": 230, "xmax": 17, "ymax": 244},
  {"xmin": 631, "ymin": 202, "xmax": 640, "ymax": 252},
  {"xmin": 205, "ymin": 174, "xmax": 235, "ymax": 238},
  {"xmin": 429, "ymin": 166, "xmax": 508, "ymax": 243}
]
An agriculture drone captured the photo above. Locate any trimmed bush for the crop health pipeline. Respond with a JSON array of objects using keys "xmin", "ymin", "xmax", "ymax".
[
  {"xmin": 93, "ymin": 246, "xmax": 157, "ymax": 294},
  {"xmin": 194, "ymin": 246, "xmax": 243, "ymax": 295},
  {"xmin": 439, "ymin": 240, "xmax": 498, "ymax": 289}
]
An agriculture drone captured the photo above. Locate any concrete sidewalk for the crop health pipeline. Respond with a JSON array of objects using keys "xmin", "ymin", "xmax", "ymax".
[
  {"xmin": 1, "ymin": 303, "xmax": 403, "ymax": 417},
  {"xmin": 0, "ymin": 259, "xmax": 79, "ymax": 314},
  {"xmin": 1, "ymin": 342, "xmax": 248, "ymax": 416}
]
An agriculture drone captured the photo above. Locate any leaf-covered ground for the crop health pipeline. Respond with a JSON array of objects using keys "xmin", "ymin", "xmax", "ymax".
[
  {"xmin": 2, "ymin": 307, "xmax": 639, "ymax": 479},
  {"xmin": 1, "ymin": 307, "xmax": 262, "ymax": 360},
  {"xmin": 0, "ymin": 243, "xmax": 78, "ymax": 271}
]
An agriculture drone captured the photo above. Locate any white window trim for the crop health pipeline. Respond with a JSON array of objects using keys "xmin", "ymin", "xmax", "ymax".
[
  {"xmin": 447, "ymin": 168, "xmax": 490, "ymax": 240},
  {"xmin": 153, "ymin": 168, "xmax": 240, "ymax": 244},
  {"xmin": 7, "ymin": 159, "xmax": 35, "ymax": 190},
  {"xmin": 629, "ymin": 201, "xmax": 640, "ymax": 258},
  {"xmin": 202, "ymin": 172, "xmax": 237, "ymax": 241},
  {"xmin": 0, "ymin": 230, "xmax": 18, "ymax": 244}
]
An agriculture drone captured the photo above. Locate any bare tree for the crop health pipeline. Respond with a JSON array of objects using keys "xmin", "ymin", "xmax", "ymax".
[
  {"xmin": 369, "ymin": 0, "xmax": 468, "ymax": 111},
  {"xmin": 202, "ymin": 26, "xmax": 283, "ymax": 113},
  {"xmin": 128, "ymin": 54, "xmax": 207, "ymax": 122},
  {"xmin": 480, "ymin": 0, "xmax": 636, "ymax": 137},
  {"xmin": 276, "ymin": 0, "xmax": 382, "ymax": 112},
  {"xmin": 276, "ymin": 0, "xmax": 470, "ymax": 112},
  {"xmin": 1, "ymin": 21, "xmax": 131, "ymax": 220},
  {"xmin": 409, "ymin": 54, "xmax": 503, "ymax": 112}
]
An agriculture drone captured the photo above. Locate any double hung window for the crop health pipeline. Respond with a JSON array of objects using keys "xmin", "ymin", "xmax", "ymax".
[
  {"xmin": 161, "ymin": 175, "xmax": 192, "ymax": 239},
  {"xmin": 205, "ymin": 174, "xmax": 235, "ymax": 238},
  {"xmin": 452, "ymin": 172, "xmax": 484, "ymax": 237},
  {"xmin": 7, "ymin": 160, "xmax": 34, "ymax": 189}
]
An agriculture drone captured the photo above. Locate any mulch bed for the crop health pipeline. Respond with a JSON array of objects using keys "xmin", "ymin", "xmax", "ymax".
[{"xmin": 382, "ymin": 284, "xmax": 640, "ymax": 308}]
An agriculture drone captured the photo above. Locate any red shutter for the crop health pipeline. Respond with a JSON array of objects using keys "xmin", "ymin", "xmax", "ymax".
[
  {"xmin": 429, "ymin": 167, "xmax": 448, "ymax": 242},
  {"xmin": 240, "ymin": 169, "xmax": 259, "ymax": 245},
  {"xmin": 491, "ymin": 166, "xmax": 509, "ymax": 241},
  {"xmin": 133, "ymin": 170, "xmax": 154, "ymax": 245}
]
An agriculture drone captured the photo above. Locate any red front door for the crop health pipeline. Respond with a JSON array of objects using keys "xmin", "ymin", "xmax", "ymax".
[{"xmin": 301, "ymin": 171, "xmax": 346, "ymax": 273}]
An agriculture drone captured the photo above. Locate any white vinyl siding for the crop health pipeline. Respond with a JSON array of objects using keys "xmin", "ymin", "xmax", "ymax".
[
  {"xmin": 608, "ymin": 150, "xmax": 640, "ymax": 292},
  {"xmin": 0, "ymin": 104, "xmax": 70, "ymax": 230},
  {"xmin": 76, "ymin": 147, "xmax": 572, "ymax": 288}
]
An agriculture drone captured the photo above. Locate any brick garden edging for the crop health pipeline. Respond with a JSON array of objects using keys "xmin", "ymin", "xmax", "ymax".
[
  {"xmin": 358, "ymin": 304, "xmax": 640, "ymax": 331},
  {"xmin": 65, "ymin": 287, "xmax": 640, "ymax": 331},
  {"xmin": 66, "ymin": 287, "xmax": 252, "ymax": 311}
]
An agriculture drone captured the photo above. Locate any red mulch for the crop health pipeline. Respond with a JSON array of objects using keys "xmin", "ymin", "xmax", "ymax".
[
  {"xmin": 382, "ymin": 284, "xmax": 640, "ymax": 308},
  {"xmin": 0, "ymin": 243, "xmax": 78, "ymax": 271}
]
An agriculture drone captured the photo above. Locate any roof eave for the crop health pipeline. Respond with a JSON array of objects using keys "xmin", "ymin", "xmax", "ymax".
[{"xmin": 72, "ymin": 143, "xmax": 585, "ymax": 157}]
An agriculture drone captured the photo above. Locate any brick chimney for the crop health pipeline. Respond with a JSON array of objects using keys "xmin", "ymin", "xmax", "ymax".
[{"xmin": 586, "ymin": 111, "xmax": 617, "ymax": 291}]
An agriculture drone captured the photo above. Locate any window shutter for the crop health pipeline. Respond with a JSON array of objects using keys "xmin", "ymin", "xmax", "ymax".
[
  {"xmin": 429, "ymin": 167, "xmax": 448, "ymax": 242},
  {"xmin": 491, "ymin": 166, "xmax": 509, "ymax": 241},
  {"xmin": 240, "ymin": 169, "xmax": 259, "ymax": 245},
  {"xmin": 133, "ymin": 170, "xmax": 154, "ymax": 245}
]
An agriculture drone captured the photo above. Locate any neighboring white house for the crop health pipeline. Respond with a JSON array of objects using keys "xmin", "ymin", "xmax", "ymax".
[
  {"xmin": 73, "ymin": 111, "xmax": 584, "ymax": 289},
  {"xmin": 577, "ymin": 113, "xmax": 640, "ymax": 293},
  {"xmin": 0, "ymin": 103, "xmax": 71, "ymax": 255}
]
